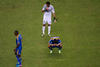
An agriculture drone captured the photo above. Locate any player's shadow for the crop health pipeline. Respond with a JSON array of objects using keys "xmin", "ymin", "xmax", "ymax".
[{"xmin": 47, "ymin": 48, "xmax": 64, "ymax": 59}]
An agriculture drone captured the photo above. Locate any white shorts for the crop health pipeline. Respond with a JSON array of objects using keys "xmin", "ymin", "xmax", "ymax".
[
  {"xmin": 43, "ymin": 17, "xmax": 51, "ymax": 24},
  {"xmin": 43, "ymin": 19, "xmax": 51, "ymax": 24}
]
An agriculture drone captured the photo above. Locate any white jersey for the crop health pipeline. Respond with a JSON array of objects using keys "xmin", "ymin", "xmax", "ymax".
[{"xmin": 42, "ymin": 4, "xmax": 55, "ymax": 24}]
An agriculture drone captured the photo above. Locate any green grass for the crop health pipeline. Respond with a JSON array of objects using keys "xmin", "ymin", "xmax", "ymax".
[{"xmin": 0, "ymin": 0, "xmax": 100, "ymax": 67}]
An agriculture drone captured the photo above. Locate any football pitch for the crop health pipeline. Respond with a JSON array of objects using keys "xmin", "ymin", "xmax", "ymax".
[{"xmin": 0, "ymin": 0, "xmax": 100, "ymax": 67}]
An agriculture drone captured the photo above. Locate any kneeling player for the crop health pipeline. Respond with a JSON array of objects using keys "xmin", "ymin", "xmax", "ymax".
[{"xmin": 48, "ymin": 37, "xmax": 62, "ymax": 54}]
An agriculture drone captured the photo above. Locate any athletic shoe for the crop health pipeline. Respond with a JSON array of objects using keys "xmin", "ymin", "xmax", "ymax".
[
  {"xmin": 59, "ymin": 50, "xmax": 61, "ymax": 54},
  {"xmin": 41, "ymin": 33, "xmax": 45, "ymax": 37},
  {"xmin": 50, "ymin": 50, "xmax": 53, "ymax": 54},
  {"xmin": 48, "ymin": 34, "xmax": 51, "ymax": 37},
  {"xmin": 19, "ymin": 65, "xmax": 22, "ymax": 67}
]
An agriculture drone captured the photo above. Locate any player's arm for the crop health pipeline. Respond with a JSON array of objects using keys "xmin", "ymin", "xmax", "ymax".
[
  {"xmin": 42, "ymin": 9, "xmax": 46, "ymax": 12},
  {"xmin": 53, "ymin": 13, "xmax": 57, "ymax": 23},
  {"xmin": 48, "ymin": 44, "xmax": 53, "ymax": 47},
  {"xmin": 58, "ymin": 43, "xmax": 62, "ymax": 46},
  {"xmin": 57, "ymin": 40, "xmax": 62, "ymax": 46},
  {"xmin": 52, "ymin": 6, "xmax": 57, "ymax": 23},
  {"xmin": 14, "ymin": 43, "xmax": 19, "ymax": 55},
  {"xmin": 16, "ymin": 43, "xmax": 20, "ymax": 48},
  {"xmin": 16, "ymin": 36, "xmax": 21, "ymax": 48},
  {"xmin": 42, "ymin": 8, "xmax": 49, "ymax": 12},
  {"xmin": 42, "ymin": 5, "xmax": 45, "ymax": 12},
  {"xmin": 42, "ymin": 5, "xmax": 48, "ymax": 13},
  {"xmin": 14, "ymin": 42, "xmax": 20, "ymax": 50},
  {"xmin": 48, "ymin": 40, "xmax": 53, "ymax": 47},
  {"xmin": 48, "ymin": 43, "xmax": 53, "ymax": 46},
  {"xmin": 53, "ymin": 13, "xmax": 56, "ymax": 18},
  {"xmin": 20, "ymin": 34, "xmax": 23, "ymax": 42},
  {"xmin": 14, "ymin": 42, "xmax": 20, "ymax": 54},
  {"xmin": 14, "ymin": 39, "xmax": 20, "ymax": 51}
]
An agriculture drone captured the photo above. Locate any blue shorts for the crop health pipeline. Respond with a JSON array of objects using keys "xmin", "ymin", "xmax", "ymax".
[
  {"xmin": 48, "ymin": 45, "xmax": 62, "ymax": 50},
  {"xmin": 16, "ymin": 47, "xmax": 22, "ymax": 55},
  {"xmin": 51, "ymin": 46, "xmax": 62, "ymax": 48}
]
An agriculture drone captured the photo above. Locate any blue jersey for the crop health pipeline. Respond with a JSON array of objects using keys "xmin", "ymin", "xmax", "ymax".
[
  {"xmin": 49, "ymin": 39, "xmax": 61, "ymax": 44},
  {"xmin": 16, "ymin": 34, "xmax": 22, "ymax": 48}
]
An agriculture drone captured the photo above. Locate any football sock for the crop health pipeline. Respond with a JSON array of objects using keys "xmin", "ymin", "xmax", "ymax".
[
  {"xmin": 48, "ymin": 26, "xmax": 51, "ymax": 35},
  {"xmin": 42, "ymin": 26, "xmax": 45, "ymax": 34},
  {"xmin": 16, "ymin": 56, "xmax": 21, "ymax": 65},
  {"xmin": 16, "ymin": 55, "xmax": 18, "ymax": 63},
  {"xmin": 19, "ymin": 57, "xmax": 22, "ymax": 65}
]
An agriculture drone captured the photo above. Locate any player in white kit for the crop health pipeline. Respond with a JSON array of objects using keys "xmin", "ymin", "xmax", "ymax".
[{"xmin": 42, "ymin": 1, "xmax": 57, "ymax": 37}]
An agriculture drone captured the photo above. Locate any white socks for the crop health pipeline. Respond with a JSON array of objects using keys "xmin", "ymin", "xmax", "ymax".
[
  {"xmin": 48, "ymin": 26, "xmax": 51, "ymax": 35},
  {"xmin": 42, "ymin": 26, "xmax": 51, "ymax": 35},
  {"xmin": 42, "ymin": 26, "xmax": 45, "ymax": 34}
]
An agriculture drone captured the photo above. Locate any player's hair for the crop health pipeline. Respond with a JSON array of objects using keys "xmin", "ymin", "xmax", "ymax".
[
  {"xmin": 54, "ymin": 39, "xmax": 58, "ymax": 44},
  {"xmin": 46, "ymin": 1, "xmax": 50, "ymax": 5},
  {"xmin": 14, "ymin": 30, "xmax": 19, "ymax": 35}
]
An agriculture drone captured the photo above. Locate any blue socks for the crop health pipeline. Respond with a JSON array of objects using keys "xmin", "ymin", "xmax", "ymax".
[{"xmin": 16, "ymin": 55, "xmax": 22, "ymax": 65}]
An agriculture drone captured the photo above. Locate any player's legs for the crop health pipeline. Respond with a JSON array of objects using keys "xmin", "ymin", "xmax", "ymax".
[
  {"xmin": 57, "ymin": 45, "xmax": 62, "ymax": 50},
  {"xmin": 48, "ymin": 24, "xmax": 51, "ymax": 36},
  {"xmin": 16, "ymin": 47, "xmax": 22, "ymax": 66},
  {"xmin": 18, "ymin": 48, "xmax": 22, "ymax": 64},
  {"xmin": 56, "ymin": 45, "xmax": 62, "ymax": 54},
  {"xmin": 17, "ymin": 55, "xmax": 22, "ymax": 65},
  {"xmin": 48, "ymin": 20, "xmax": 51, "ymax": 36},
  {"xmin": 16, "ymin": 55, "xmax": 21, "ymax": 64},
  {"xmin": 15, "ymin": 48, "xmax": 20, "ymax": 64},
  {"xmin": 16, "ymin": 55, "xmax": 22, "ymax": 67},
  {"xmin": 42, "ymin": 24, "xmax": 46, "ymax": 35},
  {"xmin": 48, "ymin": 46, "xmax": 53, "ymax": 50},
  {"xmin": 48, "ymin": 45, "xmax": 53, "ymax": 53},
  {"xmin": 42, "ymin": 20, "xmax": 46, "ymax": 36}
]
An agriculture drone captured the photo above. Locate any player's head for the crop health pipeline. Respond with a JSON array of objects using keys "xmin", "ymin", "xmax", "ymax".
[
  {"xmin": 46, "ymin": 1, "xmax": 50, "ymax": 7},
  {"xmin": 54, "ymin": 39, "xmax": 57, "ymax": 41},
  {"xmin": 14, "ymin": 30, "xmax": 19, "ymax": 36},
  {"xmin": 53, "ymin": 39, "xmax": 58, "ymax": 44}
]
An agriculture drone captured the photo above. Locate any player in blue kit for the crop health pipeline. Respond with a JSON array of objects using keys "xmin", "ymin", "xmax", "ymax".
[
  {"xmin": 48, "ymin": 37, "xmax": 62, "ymax": 54},
  {"xmin": 14, "ymin": 30, "xmax": 22, "ymax": 67}
]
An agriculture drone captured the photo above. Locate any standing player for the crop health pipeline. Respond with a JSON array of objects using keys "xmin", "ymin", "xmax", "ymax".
[
  {"xmin": 14, "ymin": 30, "xmax": 22, "ymax": 67},
  {"xmin": 42, "ymin": 1, "xmax": 57, "ymax": 36},
  {"xmin": 48, "ymin": 37, "xmax": 62, "ymax": 54}
]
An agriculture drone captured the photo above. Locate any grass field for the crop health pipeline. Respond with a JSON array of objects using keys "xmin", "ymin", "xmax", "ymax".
[{"xmin": 0, "ymin": 0, "xmax": 100, "ymax": 67}]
